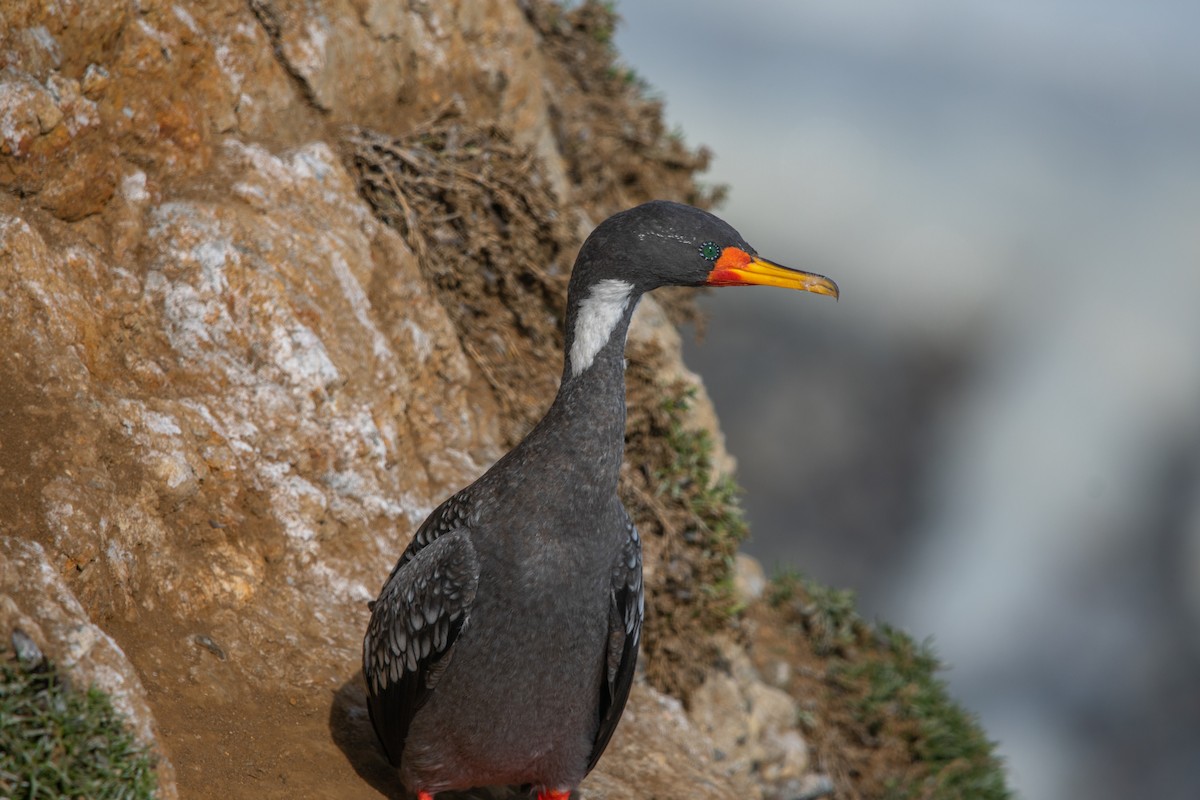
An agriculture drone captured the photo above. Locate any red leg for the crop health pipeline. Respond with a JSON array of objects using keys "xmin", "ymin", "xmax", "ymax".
[
  {"xmin": 417, "ymin": 793, "xmax": 434, "ymax": 800},
  {"xmin": 537, "ymin": 792, "xmax": 571, "ymax": 800}
]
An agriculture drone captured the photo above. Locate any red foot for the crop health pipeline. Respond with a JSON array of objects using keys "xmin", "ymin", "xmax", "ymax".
[{"xmin": 419, "ymin": 789, "xmax": 566, "ymax": 800}]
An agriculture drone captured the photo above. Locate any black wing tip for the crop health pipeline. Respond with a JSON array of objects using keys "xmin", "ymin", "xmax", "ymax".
[{"xmin": 366, "ymin": 684, "xmax": 409, "ymax": 768}]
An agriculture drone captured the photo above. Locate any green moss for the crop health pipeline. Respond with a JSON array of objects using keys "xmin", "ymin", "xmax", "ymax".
[
  {"xmin": 841, "ymin": 625, "xmax": 1011, "ymax": 800},
  {"xmin": 653, "ymin": 387, "xmax": 749, "ymax": 615},
  {"xmin": 604, "ymin": 65, "xmax": 652, "ymax": 92},
  {"xmin": 590, "ymin": 1, "xmax": 618, "ymax": 44},
  {"xmin": 0, "ymin": 646, "xmax": 157, "ymax": 800},
  {"xmin": 769, "ymin": 573, "xmax": 1012, "ymax": 799},
  {"xmin": 769, "ymin": 570, "xmax": 859, "ymax": 655},
  {"xmin": 622, "ymin": 367, "xmax": 754, "ymax": 697}
]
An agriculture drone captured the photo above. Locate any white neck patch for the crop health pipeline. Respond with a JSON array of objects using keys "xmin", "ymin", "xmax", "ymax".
[{"xmin": 570, "ymin": 279, "xmax": 634, "ymax": 377}]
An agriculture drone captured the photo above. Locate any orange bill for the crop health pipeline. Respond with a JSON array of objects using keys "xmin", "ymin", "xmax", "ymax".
[{"xmin": 706, "ymin": 247, "xmax": 839, "ymax": 299}]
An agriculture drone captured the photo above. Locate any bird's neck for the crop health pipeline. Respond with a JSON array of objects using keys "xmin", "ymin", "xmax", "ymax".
[
  {"xmin": 556, "ymin": 312, "xmax": 635, "ymax": 437},
  {"xmin": 522, "ymin": 281, "xmax": 641, "ymax": 502}
]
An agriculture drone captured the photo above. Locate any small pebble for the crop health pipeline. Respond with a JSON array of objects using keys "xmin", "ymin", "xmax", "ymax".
[
  {"xmin": 11, "ymin": 629, "xmax": 45, "ymax": 666},
  {"xmin": 193, "ymin": 633, "xmax": 227, "ymax": 661},
  {"xmin": 793, "ymin": 773, "xmax": 835, "ymax": 800}
]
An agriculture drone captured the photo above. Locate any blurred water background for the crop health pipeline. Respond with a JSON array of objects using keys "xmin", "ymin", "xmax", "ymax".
[{"xmin": 615, "ymin": 2, "xmax": 1200, "ymax": 798}]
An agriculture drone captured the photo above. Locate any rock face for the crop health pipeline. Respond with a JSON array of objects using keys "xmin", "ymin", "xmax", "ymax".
[{"xmin": 0, "ymin": 2, "xmax": 806, "ymax": 798}]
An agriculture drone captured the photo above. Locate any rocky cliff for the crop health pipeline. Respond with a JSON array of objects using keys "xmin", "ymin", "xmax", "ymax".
[{"xmin": 0, "ymin": 2, "xmax": 1008, "ymax": 799}]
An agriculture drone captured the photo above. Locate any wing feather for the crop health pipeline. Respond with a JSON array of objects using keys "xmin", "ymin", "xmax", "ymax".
[
  {"xmin": 363, "ymin": 527, "xmax": 480, "ymax": 767},
  {"xmin": 587, "ymin": 519, "xmax": 643, "ymax": 773}
]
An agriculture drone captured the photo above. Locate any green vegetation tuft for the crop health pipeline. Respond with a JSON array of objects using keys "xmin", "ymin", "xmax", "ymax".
[
  {"xmin": 621, "ymin": 358, "xmax": 753, "ymax": 696},
  {"xmin": 591, "ymin": 1, "xmax": 618, "ymax": 44},
  {"xmin": 769, "ymin": 572, "xmax": 1012, "ymax": 799},
  {"xmin": 604, "ymin": 65, "xmax": 652, "ymax": 92},
  {"xmin": 769, "ymin": 570, "xmax": 859, "ymax": 654},
  {"xmin": 0, "ymin": 645, "xmax": 157, "ymax": 800},
  {"xmin": 653, "ymin": 387, "xmax": 749, "ymax": 614},
  {"xmin": 842, "ymin": 624, "xmax": 1011, "ymax": 800}
]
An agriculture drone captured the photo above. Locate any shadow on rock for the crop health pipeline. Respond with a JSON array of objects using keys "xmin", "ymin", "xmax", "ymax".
[
  {"xmin": 330, "ymin": 670, "xmax": 406, "ymax": 799},
  {"xmin": 329, "ymin": 671, "xmax": 538, "ymax": 800},
  {"xmin": 328, "ymin": 671, "xmax": 561, "ymax": 796}
]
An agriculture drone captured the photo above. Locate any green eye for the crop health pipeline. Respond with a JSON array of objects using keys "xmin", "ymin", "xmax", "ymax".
[{"xmin": 699, "ymin": 242, "xmax": 721, "ymax": 261}]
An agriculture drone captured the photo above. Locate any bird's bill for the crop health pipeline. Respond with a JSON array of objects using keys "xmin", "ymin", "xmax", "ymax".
[{"xmin": 706, "ymin": 248, "xmax": 839, "ymax": 299}]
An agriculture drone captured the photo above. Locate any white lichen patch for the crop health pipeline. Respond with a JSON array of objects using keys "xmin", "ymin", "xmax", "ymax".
[
  {"xmin": 193, "ymin": 239, "xmax": 232, "ymax": 294},
  {"xmin": 328, "ymin": 250, "xmax": 392, "ymax": 361},
  {"xmin": 364, "ymin": 493, "xmax": 437, "ymax": 575},
  {"xmin": 289, "ymin": 145, "xmax": 334, "ymax": 183},
  {"xmin": 152, "ymin": 451, "xmax": 195, "ymax": 491},
  {"xmin": 0, "ymin": 71, "xmax": 53, "ymax": 152},
  {"xmin": 179, "ymin": 398, "xmax": 259, "ymax": 460},
  {"xmin": 310, "ymin": 561, "xmax": 373, "ymax": 605},
  {"xmin": 145, "ymin": 206, "xmax": 241, "ymax": 362},
  {"xmin": 211, "ymin": 19, "xmax": 260, "ymax": 100},
  {"xmin": 228, "ymin": 141, "xmax": 371, "ymax": 229},
  {"xmin": 46, "ymin": 73, "xmax": 99, "ymax": 136},
  {"xmin": 153, "ymin": 276, "xmax": 220, "ymax": 354},
  {"xmin": 135, "ymin": 19, "xmax": 178, "ymax": 55},
  {"xmin": 404, "ymin": 318, "xmax": 433, "ymax": 362},
  {"xmin": 26, "ymin": 26, "xmax": 62, "ymax": 64},
  {"xmin": 0, "ymin": 213, "xmax": 32, "ymax": 240},
  {"xmin": 42, "ymin": 496, "xmax": 78, "ymax": 552},
  {"xmin": 335, "ymin": 405, "xmax": 389, "ymax": 463},
  {"xmin": 171, "ymin": 5, "xmax": 200, "ymax": 35},
  {"xmin": 213, "ymin": 41, "xmax": 243, "ymax": 95},
  {"xmin": 257, "ymin": 460, "xmax": 327, "ymax": 544},
  {"xmin": 113, "ymin": 399, "xmax": 201, "ymax": 497},
  {"xmin": 267, "ymin": 321, "xmax": 340, "ymax": 394},
  {"xmin": 324, "ymin": 470, "xmax": 406, "ymax": 521},
  {"xmin": 105, "ymin": 538, "xmax": 134, "ymax": 588},
  {"xmin": 144, "ymin": 410, "xmax": 183, "ymax": 436},
  {"xmin": 410, "ymin": 7, "xmax": 449, "ymax": 67},
  {"xmin": 292, "ymin": 18, "xmax": 331, "ymax": 82},
  {"xmin": 121, "ymin": 170, "xmax": 149, "ymax": 203},
  {"xmin": 377, "ymin": 417, "xmax": 403, "ymax": 459},
  {"xmin": 227, "ymin": 139, "xmax": 296, "ymax": 191}
]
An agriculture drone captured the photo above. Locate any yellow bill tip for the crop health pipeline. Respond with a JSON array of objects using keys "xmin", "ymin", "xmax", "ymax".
[{"xmin": 707, "ymin": 249, "xmax": 839, "ymax": 300}]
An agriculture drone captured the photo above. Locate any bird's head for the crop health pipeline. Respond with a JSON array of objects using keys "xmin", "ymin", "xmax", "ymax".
[
  {"xmin": 562, "ymin": 201, "xmax": 839, "ymax": 379},
  {"xmin": 570, "ymin": 200, "xmax": 839, "ymax": 299}
]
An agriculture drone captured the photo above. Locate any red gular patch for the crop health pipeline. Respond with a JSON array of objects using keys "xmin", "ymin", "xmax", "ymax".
[{"xmin": 706, "ymin": 247, "xmax": 753, "ymax": 286}]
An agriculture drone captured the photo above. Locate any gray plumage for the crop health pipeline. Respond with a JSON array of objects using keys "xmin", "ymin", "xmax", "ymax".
[{"xmin": 362, "ymin": 201, "xmax": 837, "ymax": 797}]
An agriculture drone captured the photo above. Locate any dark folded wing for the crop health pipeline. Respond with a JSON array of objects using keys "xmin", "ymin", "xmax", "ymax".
[
  {"xmin": 363, "ymin": 528, "xmax": 480, "ymax": 767},
  {"xmin": 587, "ymin": 519, "xmax": 644, "ymax": 773},
  {"xmin": 397, "ymin": 493, "xmax": 472, "ymax": 570}
]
